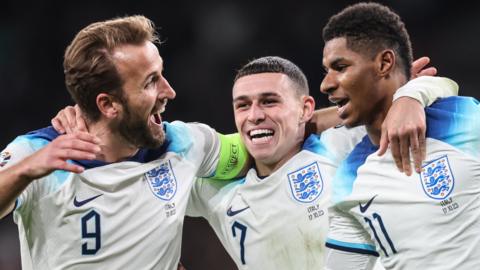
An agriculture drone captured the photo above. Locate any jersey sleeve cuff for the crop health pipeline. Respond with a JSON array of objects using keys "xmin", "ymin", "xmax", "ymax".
[{"xmin": 326, "ymin": 238, "xmax": 379, "ymax": 257}]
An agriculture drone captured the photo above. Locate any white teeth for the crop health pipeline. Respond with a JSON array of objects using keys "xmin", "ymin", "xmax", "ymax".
[
  {"xmin": 249, "ymin": 129, "xmax": 274, "ymax": 137},
  {"xmin": 249, "ymin": 129, "xmax": 274, "ymax": 144},
  {"xmin": 251, "ymin": 135, "xmax": 273, "ymax": 143}
]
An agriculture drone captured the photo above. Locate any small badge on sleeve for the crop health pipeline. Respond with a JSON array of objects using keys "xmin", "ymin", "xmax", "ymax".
[
  {"xmin": 0, "ymin": 151, "xmax": 11, "ymax": 167},
  {"xmin": 287, "ymin": 162, "xmax": 324, "ymax": 203},
  {"xmin": 145, "ymin": 161, "xmax": 177, "ymax": 201},
  {"xmin": 420, "ymin": 155, "xmax": 455, "ymax": 200}
]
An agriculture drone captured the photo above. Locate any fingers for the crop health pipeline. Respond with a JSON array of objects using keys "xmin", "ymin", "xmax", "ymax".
[
  {"xmin": 49, "ymin": 133, "xmax": 101, "ymax": 164},
  {"xmin": 399, "ymin": 133, "xmax": 412, "ymax": 176},
  {"xmin": 410, "ymin": 130, "xmax": 422, "ymax": 174},
  {"xmin": 411, "ymin": 57, "xmax": 430, "ymax": 78},
  {"xmin": 55, "ymin": 160, "xmax": 85, "ymax": 174},
  {"xmin": 389, "ymin": 135, "xmax": 403, "ymax": 173},
  {"xmin": 411, "ymin": 56, "xmax": 438, "ymax": 78},
  {"xmin": 68, "ymin": 131, "xmax": 101, "ymax": 145},
  {"xmin": 57, "ymin": 133, "xmax": 101, "ymax": 155},
  {"xmin": 51, "ymin": 106, "xmax": 75, "ymax": 134},
  {"xmin": 63, "ymin": 106, "xmax": 77, "ymax": 134},
  {"xmin": 57, "ymin": 148, "xmax": 98, "ymax": 161},
  {"xmin": 51, "ymin": 117, "xmax": 65, "ymax": 134},
  {"xmin": 377, "ymin": 125, "xmax": 388, "ymax": 156},
  {"xmin": 418, "ymin": 133, "xmax": 426, "ymax": 172},
  {"xmin": 417, "ymin": 67, "xmax": 438, "ymax": 77},
  {"xmin": 74, "ymin": 105, "xmax": 88, "ymax": 132}
]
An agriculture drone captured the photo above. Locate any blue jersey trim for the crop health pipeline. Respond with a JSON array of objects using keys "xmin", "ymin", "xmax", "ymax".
[
  {"xmin": 425, "ymin": 96, "xmax": 480, "ymax": 158},
  {"xmin": 332, "ymin": 136, "xmax": 378, "ymax": 203},
  {"xmin": 23, "ymin": 122, "xmax": 193, "ymax": 169},
  {"xmin": 326, "ymin": 238, "xmax": 379, "ymax": 256},
  {"xmin": 302, "ymin": 134, "xmax": 336, "ymax": 162}
]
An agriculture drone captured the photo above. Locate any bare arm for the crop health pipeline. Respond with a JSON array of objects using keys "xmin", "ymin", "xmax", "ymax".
[
  {"xmin": 0, "ymin": 132, "xmax": 100, "ymax": 218},
  {"xmin": 307, "ymin": 106, "xmax": 341, "ymax": 135}
]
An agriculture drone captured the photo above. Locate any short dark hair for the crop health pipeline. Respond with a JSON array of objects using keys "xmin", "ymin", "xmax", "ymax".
[
  {"xmin": 64, "ymin": 15, "xmax": 159, "ymax": 122},
  {"xmin": 322, "ymin": 2, "xmax": 413, "ymax": 78},
  {"xmin": 234, "ymin": 56, "xmax": 309, "ymax": 96}
]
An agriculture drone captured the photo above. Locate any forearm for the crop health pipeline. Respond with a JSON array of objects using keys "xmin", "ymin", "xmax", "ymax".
[
  {"xmin": 0, "ymin": 160, "xmax": 34, "ymax": 218},
  {"xmin": 308, "ymin": 106, "xmax": 342, "ymax": 134}
]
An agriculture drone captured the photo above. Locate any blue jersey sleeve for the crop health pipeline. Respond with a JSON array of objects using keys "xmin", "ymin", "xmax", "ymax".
[{"xmin": 426, "ymin": 96, "xmax": 480, "ymax": 158}]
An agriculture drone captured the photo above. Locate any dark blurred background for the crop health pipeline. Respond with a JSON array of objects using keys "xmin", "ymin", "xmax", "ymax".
[{"xmin": 1, "ymin": 0, "xmax": 479, "ymax": 269}]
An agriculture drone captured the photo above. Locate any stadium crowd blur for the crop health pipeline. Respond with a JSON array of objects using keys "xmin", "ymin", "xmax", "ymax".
[{"xmin": 1, "ymin": 0, "xmax": 479, "ymax": 269}]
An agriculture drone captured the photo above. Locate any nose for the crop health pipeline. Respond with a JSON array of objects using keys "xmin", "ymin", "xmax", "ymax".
[
  {"xmin": 158, "ymin": 75, "xmax": 176, "ymax": 100},
  {"xmin": 320, "ymin": 71, "xmax": 337, "ymax": 95},
  {"xmin": 247, "ymin": 104, "xmax": 265, "ymax": 124}
]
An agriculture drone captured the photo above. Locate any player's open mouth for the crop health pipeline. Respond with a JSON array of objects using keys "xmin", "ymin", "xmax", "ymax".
[
  {"xmin": 150, "ymin": 111, "xmax": 164, "ymax": 126},
  {"xmin": 248, "ymin": 129, "xmax": 274, "ymax": 144},
  {"xmin": 331, "ymin": 98, "xmax": 349, "ymax": 118},
  {"xmin": 150, "ymin": 103, "xmax": 166, "ymax": 126}
]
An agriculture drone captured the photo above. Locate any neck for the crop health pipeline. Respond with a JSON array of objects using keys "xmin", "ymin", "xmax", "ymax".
[
  {"xmin": 87, "ymin": 121, "xmax": 139, "ymax": 163},
  {"xmin": 366, "ymin": 73, "xmax": 407, "ymax": 145},
  {"xmin": 254, "ymin": 140, "xmax": 303, "ymax": 177}
]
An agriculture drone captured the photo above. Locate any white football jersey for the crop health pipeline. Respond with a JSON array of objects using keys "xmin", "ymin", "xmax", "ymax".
[
  {"xmin": 327, "ymin": 97, "xmax": 480, "ymax": 269},
  {"xmin": 187, "ymin": 129, "xmax": 365, "ymax": 270},
  {"xmin": 0, "ymin": 121, "xmax": 246, "ymax": 270}
]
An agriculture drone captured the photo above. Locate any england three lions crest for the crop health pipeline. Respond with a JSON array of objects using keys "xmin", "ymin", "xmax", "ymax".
[
  {"xmin": 146, "ymin": 161, "xmax": 177, "ymax": 201},
  {"xmin": 287, "ymin": 162, "xmax": 323, "ymax": 203},
  {"xmin": 420, "ymin": 155, "xmax": 455, "ymax": 200}
]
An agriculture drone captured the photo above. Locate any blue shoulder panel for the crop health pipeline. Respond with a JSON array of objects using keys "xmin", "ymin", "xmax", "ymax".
[
  {"xmin": 332, "ymin": 136, "xmax": 378, "ymax": 203},
  {"xmin": 16, "ymin": 122, "xmax": 194, "ymax": 170},
  {"xmin": 302, "ymin": 134, "xmax": 336, "ymax": 162},
  {"xmin": 13, "ymin": 127, "xmax": 72, "ymax": 201},
  {"xmin": 426, "ymin": 96, "xmax": 480, "ymax": 158},
  {"xmin": 75, "ymin": 121, "xmax": 193, "ymax": 169}
]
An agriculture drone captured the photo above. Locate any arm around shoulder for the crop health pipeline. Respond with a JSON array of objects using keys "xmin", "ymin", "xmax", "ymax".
[
  {"xmin": 393, "ymin": 76, "xmax": 459, "ymax": 107},
  {"xmin": 0, "ymin": 132, "xmax": 100, "ymax": 218}
]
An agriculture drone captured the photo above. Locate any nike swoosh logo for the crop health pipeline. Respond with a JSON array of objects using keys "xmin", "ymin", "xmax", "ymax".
[
  {"xmin": 359, "ymin": 195, "xmax": 378, "ymax": 213},
  {"xmin": 74, "ymin": 194, "xmax": 103, "ymax": 207},
  {"xmin": 227, "ymin": 206, "xmax": 250, "ymax": 217}
]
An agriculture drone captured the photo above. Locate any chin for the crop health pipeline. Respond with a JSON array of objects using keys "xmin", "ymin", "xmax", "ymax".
[
  {"xmin": 249, "ymin": 151, "xmax": 273, "ymax": 162},
  {"xmin": 342, "ymin": 117, "xmax": 362, "ymax": 128}
]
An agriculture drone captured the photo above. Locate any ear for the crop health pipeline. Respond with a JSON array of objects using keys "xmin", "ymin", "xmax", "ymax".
[
  {"xmin": 376, "ymin": 49, "xmax": 396, "ymax": 78},
  {"xmin": 299, "ymin": 95, "xmax": 315, "ymax": 124},
  {"xmin": 96, "ymin": 93, "xmax": 122, "ymax": 119}
]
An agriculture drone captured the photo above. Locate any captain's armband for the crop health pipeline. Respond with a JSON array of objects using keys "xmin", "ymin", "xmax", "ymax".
[{"xmin": 211, "ymin": 133, "xmax": 248, "ymax": 180}]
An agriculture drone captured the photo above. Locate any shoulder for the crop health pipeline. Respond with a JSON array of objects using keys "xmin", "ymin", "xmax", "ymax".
[
  {"xmin": 164, "ymin": 121, "xmax": 217, "ymax": 153},
  {"xmin": 1, "ymin": 126, "xmax": 59, "ymax": 169},
  {"xmin": 426, "ymin": 96, "xmax": 480, "ymax": 157},
  {"xmin": 332, "ymin": 135, "xmax": 378, "ymax": 203}
]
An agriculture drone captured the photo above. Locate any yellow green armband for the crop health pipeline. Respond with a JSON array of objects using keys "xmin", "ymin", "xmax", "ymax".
[{"xmin": 211, "ymin": 133, "xmax": 248, "ymax": 180}]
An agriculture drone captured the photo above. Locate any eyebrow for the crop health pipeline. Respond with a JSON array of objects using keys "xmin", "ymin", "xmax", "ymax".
[
  {"xmin": 142, "ymin": 61, "xmax": 164, "ymax": 85},
  {"xmin": 233, "ymin": 92, "xmax": 281, "ymax": 103},
  {"xmin": 324, "ymin": 57, "xmax": 345, "ymax": 69}
]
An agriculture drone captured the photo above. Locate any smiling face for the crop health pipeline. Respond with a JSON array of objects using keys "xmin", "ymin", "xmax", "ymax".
[
  {"xmin": 111, "ymin": 41, "xmax": 176, "ymax": 148},
  {"xmin": 320, "ymin": 37, "xmax": 389, "ymax": 128},
  {"xmin": 233, "ymin": 72, "xmax": 314, "ymax": 175}
]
